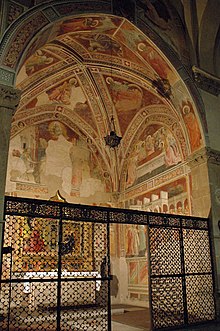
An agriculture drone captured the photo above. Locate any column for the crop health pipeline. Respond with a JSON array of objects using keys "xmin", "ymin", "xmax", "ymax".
[{"xmin": 0, "ymin": 84, "xmax": 21, "ymax": 269}]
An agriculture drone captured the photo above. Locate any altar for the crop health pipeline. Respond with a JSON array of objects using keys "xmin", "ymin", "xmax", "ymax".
[{"xmin": 13, "ymin": 271, "xmax": 101, "ymax": 309}]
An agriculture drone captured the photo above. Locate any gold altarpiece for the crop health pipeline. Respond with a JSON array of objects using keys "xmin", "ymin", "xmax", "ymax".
[
  {"xmin": 9, "ymin": 191, "xmax": 94, "ymax": 273},
  {"xmin": 11, "ymin": 217, "xmax": 94, "ymax": 273}
]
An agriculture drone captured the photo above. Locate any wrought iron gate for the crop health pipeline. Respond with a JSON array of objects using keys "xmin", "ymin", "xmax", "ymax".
[
  {"xmin": 0, "ymin": 196, "xmax": 217, "ymax": 330},
  {"xmin": 148, "ymin": 214, "xmax": 216, "ymax": 330},
  {"xmin": 0, "ymin": 196, "xmax": 111, "ymax": 331}
]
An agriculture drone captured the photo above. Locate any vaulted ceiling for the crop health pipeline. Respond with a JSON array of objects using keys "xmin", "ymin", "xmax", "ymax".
[{"xmin": 11, "ymin": 14, "xmax": 200, "ymax": 192}]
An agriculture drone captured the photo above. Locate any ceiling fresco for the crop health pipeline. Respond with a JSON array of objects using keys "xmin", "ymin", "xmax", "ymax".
[{"xmin": 7, "ymin": 14, "xmax": 204, "ymax": 204}]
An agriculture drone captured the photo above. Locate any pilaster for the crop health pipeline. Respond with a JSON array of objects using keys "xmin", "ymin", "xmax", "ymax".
[
  {"xmin": 0, "ymin": 84, "xmax": 21, "ymax": 270},
  {"xmin": 187, "ymin": 147, "xmax": 220, "ymax": 316},
  {"xmin": 0, "ymin": 84, "xmax": 21, "ymax": 214},
  {"xmin": 187, "ymin": 147, "xmax": 211, "ymax": 217},
  {"xmin": 206, "ymin": 148, "xmax": 220, "ymax": 312}
]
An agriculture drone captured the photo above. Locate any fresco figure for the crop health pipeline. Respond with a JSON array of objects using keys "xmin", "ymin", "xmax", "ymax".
[
  {"xmin": 24, "ymin": 220, "xmax": 46, "ymax": 253},
  {"xmin": 164, "ymin": 129, "xmax": 181, "ymax": 166},
  {"xmin": 126, "ymin": 149, "xmax": 138, "ymax": 187},
  {"xmin": 60, "ymin": 16, "xmax": 118, "ymax": 35},
  {"xmin": 182, "ymin": 102, "xmax": 202, "ymax": 152},
  {"xmin": 10, "ymin": 149, "xmax": 28, "ymax": 181},
  {"xmin": 25, "ymin": 49, "xmax": 54, "ymax": 75},
  {"xmin": 44, "ymin": 121, "xmax": 73, "ymax": 194},
  {"xmin": 138, "ymin": 225, "xmax": 147, "ymax": 256},
  {"xmin": 145, "ymin": 135, "xmax": 155, "ymax": 156},
  {"xmin": 75, "ymin": 33, "xmax": 122, "ymax": 55},
  {"xmin": 47, "ymin": 79, "xmax": 77, "ymax": 105},
  {"xmin": 143, "ymin": 0, "xmax": 185, "ymax": 55},
  {"xmin": 9, "ymin": 146, "xmax": 35, "ymax": 182},
  {"xmin": 28, "ymin": 230, "xmax": 46, "ymax": 253},
  {"xmin": 107, "ymin": 78, "xmax": 143, "ymax": 112},
  {"xmin": 59, "ymin": 17, "xmax": 99, "ymax": 33},
  {"xmin": 152, "ymin": 127, "xmax": 181, "ymax": 166},
  {"xmin": 138, "ymin": 43, "xmax": 170, "ymax": 80},
  {"xmin": 126, "ymin": 224, "xmax": 139, "ymax": 257}
]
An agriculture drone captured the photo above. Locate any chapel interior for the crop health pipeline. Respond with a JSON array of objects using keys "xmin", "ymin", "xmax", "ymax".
[{"xmin": 0, "ymin": 1, "xmax": 220, "ymax": 330}]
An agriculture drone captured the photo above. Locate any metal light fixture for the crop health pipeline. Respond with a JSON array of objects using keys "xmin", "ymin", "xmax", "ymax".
[
  {"xmin": 104, "ymin": 115, "xmax": 122, "ymax": 148},
  {"xmin": 104, "ymin": 39, "xmax": 122, "ymax": 149}
]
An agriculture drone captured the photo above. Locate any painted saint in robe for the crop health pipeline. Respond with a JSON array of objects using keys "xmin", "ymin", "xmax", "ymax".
[
  {"xmin": 126, "ymin": 225, "xmax": 140, "ymax": 257},
  {"xmin": 181, "ymin": 101, "xmax": 202, "ymax": 152}
]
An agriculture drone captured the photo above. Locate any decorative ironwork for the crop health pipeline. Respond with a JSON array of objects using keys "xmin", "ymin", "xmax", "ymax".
[
  {"xmin": 149, "ymin": 214, "xmax": 181, "ymax": 227},
  {"xmin": 104, "ymin": 116, "xmax": 122, "ymax": 148},
  {"xmin": 49, "ymin": 190, "xmax": 67, "ymax": 203},
  {"xmin": 1, "ymin": 202, "xmax": 110, "ymax": 331},
  {"xmin": 104, "ymin": 130, "xmax": 122, "ymax": 148},
  {"xmin": 63, "ymin": 205, "xmax": 108, "ymax": 222},
  {"xmin": 61, "ymin": 233, "xmax": 75, "ymax": 255},
  {"xmin": 149, "ymin": 227, "xmax": 182, "ymax": 276},
  {"xmin": 152, "ymin": 77, "xmax": 172, "ymax": 99},
  {"xmin": 109, "ymin": 210, "xmax": 148, "ymax": 224},
  {"xmin": 182, "ymin": 217, "xmax": 208, "ymax": 229},
  {"xmin": 5, "ymin": 196, "xmax": 61, "ymax": 218},
  {"xmin": 183, "ymin": 229, "xmax": 212, "ymax": 274},
  {"xmin": 151, "ymin": 277, "xmax": 184, "ymax": 329},
  {"xmin": 149, "ymin": 215, "xmax": 215, "ymax": 330},
  {"xmin": 1, "ymin": 196, "xmax": 216, "ymax": 330},
  {"xmin": 186, "ymin": 274, "xmax": 215, "ymax": 323}
]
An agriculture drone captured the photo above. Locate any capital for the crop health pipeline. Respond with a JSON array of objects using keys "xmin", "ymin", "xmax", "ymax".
[
  {"xmin": 187, "ymin": 147, "xmax": 220, "ymax": 169},
  {"xmin": 206, "ymin": 147, "xmax": 220, "ymax": 165},
  {"xmin": 0, "ymin": 84, "xmax": 21, "ymax": 113},
  {"xmin": 192, "ymin": 66, "xmax": 220, "ymax": 96}
]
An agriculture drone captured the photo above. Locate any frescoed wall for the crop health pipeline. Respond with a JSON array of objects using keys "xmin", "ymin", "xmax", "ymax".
[
  {"xmin": 125, "ymin": 124, "xmax": 182, "ymax": 189},
  {"xmin": 6, "ymin": 121, "xmax": 109, "ymax": 203}
]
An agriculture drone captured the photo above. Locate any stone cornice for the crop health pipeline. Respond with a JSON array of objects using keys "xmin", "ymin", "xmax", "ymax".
[
  {"xmin": 187, "ymin": 147, "xmax": 220, "ymax": 168},
  {"xmin": 192, "ymin": 66, "xmax": 220, "ymax": 96},
  {"xmin": 207, "ymin": 147, "xmax": 220, "ymax": 165},
  {"xmin": 0, "ymin": 84, "xmax": 21, "ymax": 113},
  {"xmin": 187, "ymin": 147, "xmax": 209, "ymax": 168}
]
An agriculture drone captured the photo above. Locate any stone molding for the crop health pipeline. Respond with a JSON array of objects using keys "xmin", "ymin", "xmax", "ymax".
[
  {"xmin": 187, "ymin": 147, "xmax": 220, "ymax": 168},
  {"xmin": 0, "ymin": 84, "xmax": 21, "ymax": 113},
  {"xmin": 187, "ymin": 147, "xmax": 209, "ymax": 169},
  {"xmin": 207, "ymin": 147, "xmax": 220, "ymax": 165},
  {"xmin": 192, "ymin": 65, "xmax": 220, "ymax": 96}
]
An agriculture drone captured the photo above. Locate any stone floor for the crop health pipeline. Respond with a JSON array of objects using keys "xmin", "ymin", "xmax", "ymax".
[
  {"xmin": 112, "ymin": 321, "xmax": 220, "ymax": 331},
  {"xmin": 111, "ymin": 304, "xmax": 220, "ymax": 331},
  {"xmin": 112, "ymin": 321, "xmax": 146, "ymax": 330}
]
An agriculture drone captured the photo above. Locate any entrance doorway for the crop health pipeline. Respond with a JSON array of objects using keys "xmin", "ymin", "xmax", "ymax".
[
  {"xmin": 0, "ymin": 196, "xmax": 216, "ymax": 330},
  {"xmin": 110, "ymin": 224, "xmax": 150, "ymax": 331}
]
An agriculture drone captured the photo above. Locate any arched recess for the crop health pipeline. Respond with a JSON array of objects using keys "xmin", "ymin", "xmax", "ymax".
[{"xmin": 0, "ymin": 4, "xmax": 208, "ymax": 217}]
